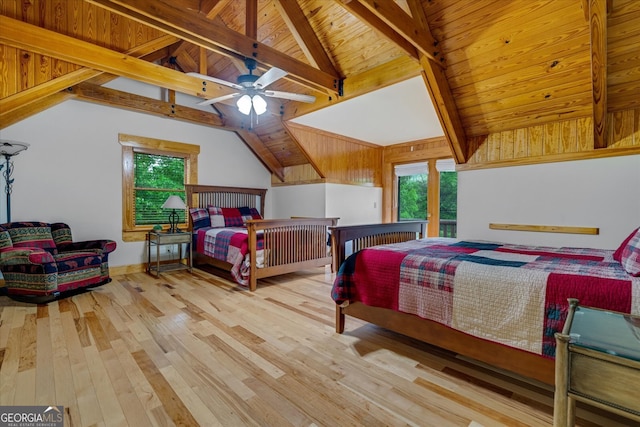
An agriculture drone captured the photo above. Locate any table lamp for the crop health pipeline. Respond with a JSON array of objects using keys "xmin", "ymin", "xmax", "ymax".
[{"xmin": 162, "ymin": 195, "xmax": 186, "ymax": 233}]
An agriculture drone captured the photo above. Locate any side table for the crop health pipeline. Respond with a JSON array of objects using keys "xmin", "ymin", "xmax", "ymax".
[
  {"xmin": 147, "ymin": 231, "xmax": 192, "ymax": 277},
  {"xmin": 554, "ymin": 298, "xmax": 640, "ymax": 426}
]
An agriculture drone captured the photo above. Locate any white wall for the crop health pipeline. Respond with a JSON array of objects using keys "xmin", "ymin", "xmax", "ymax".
[
  {"xmin": 457, "ymin": 155, "xmax": 640, "ymax": 249},
  {"xmin": 270, "ymin": 184, "xmax": 326, "ymax": 218},
  {"xmin": 325, "ymin": 183, "xmax": 381, "ymax": 226},
  {"xmin": 0, "ymin": 98, "xmax": 271, "ymax": 267},
  {"xmin": 270, "ymin": 183, "xmax": 382, "ymax": 226}
]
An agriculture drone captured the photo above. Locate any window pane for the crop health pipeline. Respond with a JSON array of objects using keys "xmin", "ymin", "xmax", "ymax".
[
  {"xmin": 135, "ymin": 190, "xmax": 186, "ymax": 225},
  {"xmin": 398, "ymin": 174, "xmax": 427, "ymax": 220},
  {"xmin": 134, "ymin": 153, "xmax": 185, "ymax": 190},
  {"xmin": 439, "ymin": 171, "xmax": 457, "ymax": 237},
  {"xmin": 134, "ymin": 152, "xmax": 186, "ymax": 226}
]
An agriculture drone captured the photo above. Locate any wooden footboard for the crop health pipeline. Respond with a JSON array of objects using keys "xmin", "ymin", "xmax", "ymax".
[
  {"xmin": 330, "ymin": 221, "xmax": 555, "ymax": 386},
  {"xmin": 186, "ymin": 184, "xmax": 338, "ymax": 291},
  {"xmin": 247, "ymin": 217, "xmax": 338, "ymax": 291},
  {"xmin": 330, "ymin": 221, "xmax": 427, "ymax": 272}
]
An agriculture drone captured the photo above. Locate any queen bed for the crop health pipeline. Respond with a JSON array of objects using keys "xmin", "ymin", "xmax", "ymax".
[
  {"xmin": 330, "ymin": 222, "xmax": 640, "ymax": 385},
  {"xmin": 186, "ymin": 184, "xmax": 338, "ymax": 291}
]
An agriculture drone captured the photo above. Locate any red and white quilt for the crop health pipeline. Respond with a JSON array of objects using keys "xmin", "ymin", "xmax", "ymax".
[{"xmin": 332, "ymin": 238, "xmax": 640, "ymax": 357}]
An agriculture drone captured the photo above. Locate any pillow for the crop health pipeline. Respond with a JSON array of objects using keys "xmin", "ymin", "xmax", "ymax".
[
  {"xmin": 207, "ymin": 206, "xmax": 226, "ymax": 228},
  {"xmin": 620, "ymin": 228, "xmax": 640, "ymax": 276},
  {"xmin": 238, "ymin": 206, "xmax": 254, "ymax": 224},
  {"xmin": 613, "ymin": 227, "xmax": 639, "ymax": 262},
  {"xmin": 189, "ymin": 208, "xmax": 211, "ymax": 230},
  {"xmin": 221, "ymin": 207, "xmax": 244, "ymax": 227},
  {"xmin": 249, "ymin": 207, "xmax": 262, "ymax": 220}
]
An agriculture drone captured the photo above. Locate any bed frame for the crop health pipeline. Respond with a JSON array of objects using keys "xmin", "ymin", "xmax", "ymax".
[
  {"xmin": 330, "ymin": 222, "xmax": 556, "ymax": 385},
  {"xmin": 186, "ymin": 185, "xmax": 338, "ymax": 291}
]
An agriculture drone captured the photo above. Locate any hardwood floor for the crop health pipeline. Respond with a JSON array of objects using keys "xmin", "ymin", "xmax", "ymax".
[{"xmin": 0, "ymin": 266, "xmax": 634, "ymax": 427}]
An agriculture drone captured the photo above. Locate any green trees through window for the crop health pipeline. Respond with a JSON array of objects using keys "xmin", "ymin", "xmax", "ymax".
[
  {"xmin": 134, "ymin": 152, "xmax": 186, "ymax": 226},
  {"xmin": 397, "ymin": 162, "xmax": 457, "ymax": 237},
  {"xmin": 398, "ymin": 174, "xmax": 427, "ymax": 220}
]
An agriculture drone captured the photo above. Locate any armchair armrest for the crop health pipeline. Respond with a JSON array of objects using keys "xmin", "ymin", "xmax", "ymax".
[
  {"xmin": 0, "ymin": 247, "xmax": 56, "ymax": 265},
  {"xmin": 57, "ymin": 240, "xmax": 117, "ymax": 254}
]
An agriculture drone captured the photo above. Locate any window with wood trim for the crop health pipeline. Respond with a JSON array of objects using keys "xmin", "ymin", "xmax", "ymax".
[
  {"xmin": 119, "ymin": 134, "xmax": 199, "ymax": 241},
  {"xmin": 395, "ymin": 158, "xmax": 457, "ymax": 238}
]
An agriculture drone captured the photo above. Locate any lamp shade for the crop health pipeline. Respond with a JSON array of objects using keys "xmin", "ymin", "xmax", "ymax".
[
  {"xmin": 0, "ymin": 140, "xmax": 29, "ymax": 157},
  {"xmin": 162, "ymin": 195, "xmax": 186, "ymax": 210},
  {"xmin": 252, "ymin": 94, "xmax": 267, "ymax": 115},
  {"xmin": 237, "ymin": 94, "xmax": 252, "ymax": 115}
]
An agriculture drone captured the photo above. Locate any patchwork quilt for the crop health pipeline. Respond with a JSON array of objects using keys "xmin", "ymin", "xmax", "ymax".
[
  {"xmin": 196, "ymin": 227, "xmax": 264, "ymax": 287},
  {"xmin": 332, "ymin": 238, "xmax": 640, "ymax": 358}
]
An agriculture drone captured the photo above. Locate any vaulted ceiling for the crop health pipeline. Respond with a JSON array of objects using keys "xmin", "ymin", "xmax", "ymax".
[{"xmin": 1, "ymin": 0, "xmax": 639, "ymax": 180}]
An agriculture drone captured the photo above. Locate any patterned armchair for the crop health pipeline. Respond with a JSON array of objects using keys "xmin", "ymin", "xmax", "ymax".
[{"xmin": 0, "ymin": 221, "xmax": 117, "ymax": 302}]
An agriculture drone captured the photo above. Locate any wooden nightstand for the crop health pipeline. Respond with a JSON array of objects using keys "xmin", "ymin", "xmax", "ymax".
[
  {"xmin": 146, "ymin": 231, "xmax": 192, "ymax": 277},
  {"xmin": 554, "ymin": 299, "xmax": 640, "ymax": 426}
]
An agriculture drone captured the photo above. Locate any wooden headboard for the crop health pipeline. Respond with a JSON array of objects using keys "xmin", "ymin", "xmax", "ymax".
[{"xmin": 185, "ymin": 185, "xmax": 267, "ymax": 215}]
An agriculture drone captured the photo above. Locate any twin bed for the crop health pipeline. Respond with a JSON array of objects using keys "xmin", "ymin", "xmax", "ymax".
[
  {"xmin": 186, "ymin": 184, "xmax": 337, "ymax": 291},
  {"xmin": 330, "ymin": 222, "xmax": 640, "ymax": 385}
]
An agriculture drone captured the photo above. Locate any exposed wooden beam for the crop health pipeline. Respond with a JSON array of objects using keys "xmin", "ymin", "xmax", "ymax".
[
  {"xmin": 420, "ymin": 55, "xmax": 467, "ymax": 164},
  {"xmin": 86, "ymin": 0, "xmax": 340, "ymax": 95},
  {"xmin": 0, "ymin": 16, "xmax": 216, "ymax": 99},
  {"xmin": 407, "ymin": 0, "xmax": 467, "ymax": 163},
  {"xmin": 69, "ymin": 82, "xmax": 226, "ymax": 128},
  {"xmin": 351, "ymin": 0, "xmax": 441, "ymax": 65},
  {"xmin": 200, "ymin": 0, "xmax": 232, "ymax": 19},
  {"xmin": 273, "ymin": 0, "xmax": 339, "ymax": 75},
  {"xmin": 336, "ymin": 0, "xmax": 419, "ymax": 59},
  {"xmin": 590, "ymin": 0, "xmax": 608, "ymax": 149},
  {"xmin": 235, "ymin": 130, "xmax": 285, "ymax": 181},
  {"xmin": 0, "ymin": 34, "xmax": 179, "ymax": 117},
  {"xmin": 246, "ymin": 0, "xmax": 258, "ymax": 40},
  {"xmin": 0, "ymin": 92, "xmax": 72, "ymax": 130},
  {"xmin": 0, "ymin": 69, "xmax": 98, "ymax": 118}
]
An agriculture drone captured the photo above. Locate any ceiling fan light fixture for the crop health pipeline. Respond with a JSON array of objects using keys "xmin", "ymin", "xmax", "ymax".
[
  {"xmin": 237, "ymin": 94, "xmax": 252, "ymax": 115},
  {"xmin": 252, "ymin": 94, "xmax": 267, "ymax": 115}
]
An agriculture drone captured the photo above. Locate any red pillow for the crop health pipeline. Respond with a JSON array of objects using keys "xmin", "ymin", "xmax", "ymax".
[
  {"xmin": 613, "ymin": 227, "xmax": 639, "ymax": 262},
  {"xmin": 221, "ymin": 207, "xmax": 244, "ymax": 227}
]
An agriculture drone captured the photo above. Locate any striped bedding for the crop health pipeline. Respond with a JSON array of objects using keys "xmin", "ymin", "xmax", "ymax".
[{"xmin": 332, "ymin": 238, "xmax": 640, "ymax": 358}]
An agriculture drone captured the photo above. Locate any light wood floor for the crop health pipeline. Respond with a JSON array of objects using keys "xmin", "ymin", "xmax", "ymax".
[{"xmin": 0, "ymin": 266, "xmax": 635, "ymax": 427}]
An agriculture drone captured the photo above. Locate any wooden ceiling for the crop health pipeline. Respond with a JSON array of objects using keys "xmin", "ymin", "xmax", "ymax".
[{"xmin": 1, "ymin": 0, "xmax": 639, "ymax": 179}]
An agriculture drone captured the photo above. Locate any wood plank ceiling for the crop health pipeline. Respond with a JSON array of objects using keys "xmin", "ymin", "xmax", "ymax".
[{"xmin": 1, "ymin": 0, "xmax": 639, "ymax": 179}]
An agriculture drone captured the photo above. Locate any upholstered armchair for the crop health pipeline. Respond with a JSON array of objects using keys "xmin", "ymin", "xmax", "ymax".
[{"xmin": 0, "ymin": 221, "xmax": 116, "ymax": 302}]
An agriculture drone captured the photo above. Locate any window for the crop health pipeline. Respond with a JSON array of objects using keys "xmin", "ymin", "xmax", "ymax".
[
  {"xmin": 395, "ymin": 159, "xmax": 457, "ymax": 237},
  {"xmin": 396, "ymin": 164, "xmax": 428, "ymax": 221},
  {"xmin": 437, "ymin": 159, "xmax": 457, "ymax": 238},
  {"xmin": 119, "ymin": 134, "xmax": 199, "ymax": 241}
]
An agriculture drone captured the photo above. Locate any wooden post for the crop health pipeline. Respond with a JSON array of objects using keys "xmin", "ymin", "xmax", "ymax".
[{"xmin": 554, "ymin": 298, "xmax": 579, "ymax": 426}]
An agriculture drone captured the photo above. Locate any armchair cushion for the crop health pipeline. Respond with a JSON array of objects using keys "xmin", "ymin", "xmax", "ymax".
[
  {"xmin": 5, "ymin": 222, "xmax": 57, "ymax": 252},
  {"xmin": 0, "ymin": 221, "xmax": 117, "ymax": 301}
]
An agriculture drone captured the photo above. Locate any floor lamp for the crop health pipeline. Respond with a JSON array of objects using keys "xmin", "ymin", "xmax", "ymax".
[{"xmin": 0, "ymin": 141, "xmax": 30, "ymax": 223}]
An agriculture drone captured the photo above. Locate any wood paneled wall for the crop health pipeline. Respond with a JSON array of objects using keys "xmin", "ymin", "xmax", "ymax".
[
  {"xmin": 460, "ymin": 107, "xmax": 640, "ymax": 170},
  {"xmin": 282, "ymin": 123, "xmax": 382, "ymax": 186}
]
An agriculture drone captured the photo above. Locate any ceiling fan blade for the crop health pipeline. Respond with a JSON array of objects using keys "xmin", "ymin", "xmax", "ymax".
[
  {"xmin": 187, "ymin": 72, "xmax": 244, "ymax": 90},
  {"xmin": 253, "ymin": 67, "xmax": 287, "ymax": 89},
  {"xmin": 197, "ymin": 92, "xmax": 242, "ymax": 106},
  {"xmin": 263, "ymin": 90, "xmax": 316, "ymax": 103}
]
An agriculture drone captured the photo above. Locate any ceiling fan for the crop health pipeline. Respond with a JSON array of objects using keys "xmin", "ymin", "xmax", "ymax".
[{"xmin": 188, "ymin": 58, "xmax": 316, "ymax": 116}]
